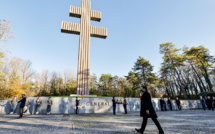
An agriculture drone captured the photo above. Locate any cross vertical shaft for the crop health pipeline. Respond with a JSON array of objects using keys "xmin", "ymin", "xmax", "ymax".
[
  {"xmin": 61, "ymin": 0, "xmax": 108, "ymax": 95},
  {"xmin": 78, "ymin": 0, "xmax": 91, "ymax": 95}
]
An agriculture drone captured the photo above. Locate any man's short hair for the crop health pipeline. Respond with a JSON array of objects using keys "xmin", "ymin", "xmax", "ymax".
[{"xmin": 142, "ymin": 85, "xmax": 147, "ymax": 90}]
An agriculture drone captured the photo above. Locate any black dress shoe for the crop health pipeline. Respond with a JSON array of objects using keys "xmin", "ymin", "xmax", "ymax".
[{"xmin": 135, "ymin": 128, "xmax": 143, "ymax": 134}]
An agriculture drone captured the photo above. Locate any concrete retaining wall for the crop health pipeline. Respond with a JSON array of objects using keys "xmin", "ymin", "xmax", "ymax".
[{"xmin": 0, "ymin": 97, "xmax": 202, "ymax": 114}]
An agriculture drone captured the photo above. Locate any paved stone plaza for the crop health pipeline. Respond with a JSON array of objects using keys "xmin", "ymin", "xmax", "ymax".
[{"xmin": 0, "ymin": 110, "xmax": 214, "ymax": 134}]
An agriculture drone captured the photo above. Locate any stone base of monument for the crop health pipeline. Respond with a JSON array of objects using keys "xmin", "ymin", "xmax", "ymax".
[
  {"xmin": 70, "ymin": 94, "xmax": 97, "ymax": 97},
  {"xmin": 0, "ymin": 98, "xmax": 201, "ymax": 115}
]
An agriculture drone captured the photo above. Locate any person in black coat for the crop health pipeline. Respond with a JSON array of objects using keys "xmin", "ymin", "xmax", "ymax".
[
  {"xmin": 167, "ymin": 97, "xmax": 172, "ymax": 111},
  {"xmin": 135, "ymin": 86, "xmax": 164, "ymax": 134},
  {"xmin": 17, "ymin": 94, "xmax": 26, "ymax": 118},
  {"xmin": 159, "ymin": 98, "xmax": 164, "ymax": 111},
  {"xmin": 75, "ymin": 97, "xmax": 80, "ymax": 114},
  {"xmin": 175, "ymin": 97, "xmax": 181, "ymax": 110},
  {"xmin": 112, "ymin": 96, "xmax": 116, "ymax": 115},
  {"xmin": 206, "ymin": 96, "xmax": 214, "ymax": 111}
]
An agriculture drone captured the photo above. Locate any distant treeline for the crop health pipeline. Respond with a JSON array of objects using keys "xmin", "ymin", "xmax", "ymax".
[{"xmin": 1, "ymin": 20, "xmax": 215, "ymax": 99}]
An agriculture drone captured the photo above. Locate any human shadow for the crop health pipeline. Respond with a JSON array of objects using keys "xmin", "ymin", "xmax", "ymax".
[
  {"xmin": 2, "ymin": 101, "xmax": 11, "ymax": 114},
  {"xmin": 68, "ymin": 98, "xmax": 75, "ymax": 114},
  {"xmin": 29, "ymin": 99, "xmax": 34, "ymax": 115},
  {"xmin": 59, "ymin": 98, "xmax": 68, "ymax": 114},
  {"xmin": 79, "ymin": 106, "xmax": 86, "ymax": 114}
]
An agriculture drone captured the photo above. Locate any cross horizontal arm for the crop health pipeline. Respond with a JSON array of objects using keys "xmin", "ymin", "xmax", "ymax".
[
  {"xmin": 90, "ymin": 26, "xmax": 107, "ymax": 39},
  {"xmin": 61, "ymin": 21, "xmax": 80, "ymax": 35},
  {"xmin": 91, "ymin": 10, "xmax": 101, "ymax": 22},
  {"xmin": 70, "ymin": 6, "xmax": 82, "ymax": 18}
]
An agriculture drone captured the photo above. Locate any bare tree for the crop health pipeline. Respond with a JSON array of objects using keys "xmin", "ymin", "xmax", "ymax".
[
  {"xmin": 0, "ymin": 20, "xmax": 14, "ymax": 42},
  {"xmin": 21, "ymin": 60, "xmax": 34, "ymax": 83}
]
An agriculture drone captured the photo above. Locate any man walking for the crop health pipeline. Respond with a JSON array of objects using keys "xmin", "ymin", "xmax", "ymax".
[
  {"xmin": 112, "ymin": 96, "xmax": 116, "ymax": 115},
  {"xmin": 200, "ymin": 96, "xmax": 206, "ymax": 110},
  {"xmin": 10, "ymin": 96, "xmax": 18, "ymax": 114},
  {"xmin": 167, "ymin": 97, "xmax": 172, "ymax": 111},
  {"xmin": 75, "ymin": 97, "xmax": 80, "ymax": 114},
  {"xmin": 123, "ymin": 97, "xmax": 128, "ymax": 114},
  {"xmin": 175, "ymin": 97, "xmax": 181, "ymax": 110},
  {"xmin": 135, "ymin": 86, "xmax": 164, "ymax": 134},
  {"xmin": 47, "ymin": 97, "xmax": 53, "ymax": 114},
  {"xmin": 17, "ymin": 94, "xmax": 26, "ymax": 118}
]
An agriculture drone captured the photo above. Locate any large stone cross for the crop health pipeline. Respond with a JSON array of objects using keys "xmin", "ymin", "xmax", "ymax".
[{"xmin": 61, "ymin": 0, "xmax": 108, "ymax": 95}]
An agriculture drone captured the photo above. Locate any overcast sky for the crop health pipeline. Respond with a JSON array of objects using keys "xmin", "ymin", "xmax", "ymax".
[{"xmin": 1, "ymin": 0, "xmax": 215, "ymax": 77}]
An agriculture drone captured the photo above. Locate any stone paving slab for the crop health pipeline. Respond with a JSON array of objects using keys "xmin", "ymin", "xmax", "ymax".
[{"xmin": 0, "ymin": 110, "xmax": 215, "ymax": 134}]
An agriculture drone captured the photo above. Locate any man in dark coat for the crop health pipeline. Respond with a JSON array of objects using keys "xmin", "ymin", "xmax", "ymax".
[
  {"xmin": 112, "ymin": 96, "xmax": 116, "ymax": 115},
  {"xmin": 17, "ymin": 94, "xmax": 26, "ymax": 118},
  {"xmin": 135, "ymin": 86, "xmax": 164, "ymax": 134},
  {"xmin": 123, "ymin": 97, "xmax": 127, "ymax": 114},
  {"xmin": 167, "ymin": 97, "xmax": 172, "ymax": 111},
  {"xmin": 175, "ymin": 97, "xmax": 181, "ymax": 110},
  {"xmin": 159, "ymin": 98, "xmax": 164, "ymax": 111},
  {"xmin": 206, "ymin": 96, "xmax": 214, "ymax": 110},
  {"xmin": 76, "ymin": 97, "xmax": 80, "ymax": 114},
  {"xmin": 200, "ymin": 96, "xmax": 206, "ymax": 110}
]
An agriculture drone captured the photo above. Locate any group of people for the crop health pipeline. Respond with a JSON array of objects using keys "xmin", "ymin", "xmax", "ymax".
[
  {"xmin": 159, "ymin": 97, "xmax": 181, "ymax": 111},
  {"xmin": 10, "ymin": 95, "xmax": 53, "ymax": 118},
  {"xmin": 112, "ymin": 97, "xmax": 128, "ymax": 115},
  {"xmin": 200, "ymin": 96, "xmax": 215, "ymax": 111},
  {"xmin": 9, "ymin": 89, "xmax": 215, "ymax": 134}
]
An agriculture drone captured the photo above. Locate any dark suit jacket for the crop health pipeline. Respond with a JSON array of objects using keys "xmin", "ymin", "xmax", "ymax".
[
  {"xmin": 167, "ymin": 99, "xmax": 172, "ymax": 105},
  {"xmin": 76, "ymin": 99, "xmax": 79, "ymax": 106},
  {"xmin": 175, "ymin": 99, "xmax": 181, "ymax": 105},
  {"xmin": 112, "ymin": 99, "xmax": 116, "ymax": 107},
  {"xmin": 18, "ymin": 97, "xmax": 26, "ymax": 108},
  {"xmin": 206, "ymin": 99, "xmax": 212, "ymax": 106},
  {"xmin": 140, "ymin": 90, "xmax": 157, "ymax": 118},
  {"xmin": 160, "ymin": 99, "xmax": 163, "ymax": 106}
]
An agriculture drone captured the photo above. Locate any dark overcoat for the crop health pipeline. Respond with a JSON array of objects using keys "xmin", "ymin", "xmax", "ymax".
[
  {"xmin": 206, "ymin": 99, "xmax": 212, "ymax": 107},
  {"xmin": 18, "ymin": 97, "xmax": 26, "ymax": 108},
  {"xmin": 112, "ymin": 99, "xmax": 116, "ymax": 107},
  {"xmin": 167, "ymin": 99, "xmax": 172, "ymax": 105},
  {"xmin": 140, "ymin": 90, "xmax": 157, "ymax": 118},
  {"xmin": 159, "ymin": 99, "xmax": 163, "ymax": 106}
]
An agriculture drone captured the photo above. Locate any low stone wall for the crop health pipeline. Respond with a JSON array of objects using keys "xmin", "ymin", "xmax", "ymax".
[{"xmin": 0, "ymin": 97, "xmax": 202, "ymax": 114}]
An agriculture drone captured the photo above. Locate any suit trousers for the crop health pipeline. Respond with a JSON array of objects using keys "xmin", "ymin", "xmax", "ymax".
[
  {"xmin": 76, "ymin": 106, "xmax": 78, "ymax": 114},
  {"xmin": 19, "ymin": 107, "xmax": 23, "ymax": 117},
  {"xmin": 141, "ymin": 117, "xmax": 163, "ymax": 133}
]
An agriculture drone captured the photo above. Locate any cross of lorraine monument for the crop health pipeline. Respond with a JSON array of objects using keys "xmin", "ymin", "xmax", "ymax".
[{"xmin": 61, "ymin": 0, "xmax": 108, "ymax": 95}]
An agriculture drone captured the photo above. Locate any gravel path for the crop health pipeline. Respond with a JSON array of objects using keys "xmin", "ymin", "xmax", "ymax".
[{"xmin": 0, "ymin": 110, "xmax": 214, "ymax": 134}]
